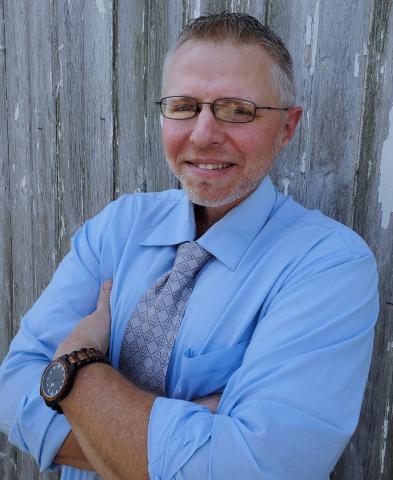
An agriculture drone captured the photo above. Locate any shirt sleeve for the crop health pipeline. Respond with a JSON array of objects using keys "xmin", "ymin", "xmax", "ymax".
[
  {"xmin": 147, "ymin": 250, "xmax": 379, "ymax": 480},
  {"xmin": 0, "ymin": 200, "xmax": 118, "ymax": 471}
]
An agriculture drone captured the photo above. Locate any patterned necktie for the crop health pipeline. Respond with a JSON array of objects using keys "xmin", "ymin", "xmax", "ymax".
[{"xmin": 119, "ymin": 241, "xmax": 212, "ymax": 395}]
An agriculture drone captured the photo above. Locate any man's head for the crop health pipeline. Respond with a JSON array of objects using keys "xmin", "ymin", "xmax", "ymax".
[
  {"xmin": 160, "ymin": 12, "xmax": 302, "ymax": 215},
  {"xmin": 163, "ymin": 12, "xmax": 296, "ymax": 108}
]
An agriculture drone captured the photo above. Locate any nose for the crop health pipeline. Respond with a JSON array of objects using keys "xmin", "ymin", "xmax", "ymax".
[{"xmin": 189, "ymin": 104, "xmax": 226, "ymax": 147}]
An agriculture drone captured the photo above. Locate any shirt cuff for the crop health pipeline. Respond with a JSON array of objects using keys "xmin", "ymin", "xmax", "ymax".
[
  {"xmin": 8, "ymin": 389, "xmax": 71, "ymax": 472},
  {"xmin": 148, "ymin": 396, "xmax": 213, "ymax": 479}
]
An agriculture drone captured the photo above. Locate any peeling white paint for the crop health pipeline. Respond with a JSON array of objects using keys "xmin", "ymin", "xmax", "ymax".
[
  {"xmin": 59, "ymin": 215, "xmax": 66, "ymax": 241},
  {"xmin": 193, "ymin": 0, "xmax": 201, "ymax": 19},
  {"xmin": 301, "ymin": 152, "xmax": 307, "ymax": 173},
  {"xmin": 95, "ymin": 0, "xmax": 106, "ymax": 16},
  {"xmin": 368, "ymin": 158, "xmax": 373, "ymax": 179},
  {"xmin": 363, "ymin": 43, "xmax": 368, "ymax": 56},
  {"xmin": 58, "ymin": 43, "xmax": 64, "ymax": 52},
  {"xmin": 378, "ymin": 105, "xmax": 393, "ymax": 229},
  {"xmin": 144, "ymin": 112, "xmax": 147, "ymax": 146},
  {"xmin": 283, "ymin": 178, "xmax": 290, "ymax": 195},
  {"xmin": 14, "ymin": 103, "xmax": 19, "ymax": 122},
  {"xmin": 354, "ymin": 53, "xmax": 360, "ymax": 77},
  {"xmin": 310, "ymin": 0, "xmax": 320, "ymax": 75},
  {"xmin": 380, "ymin": 404, "xmax": 390, "ymax": 473},
  {"xmin": 305, "ymin": 16, "xmax": 312, "ymax": 45},
  {"xmin": 380, "ymin": 63, "xmax": 386, "ymax": 75},
  {"xmin": 21, "ymin": 176, "xmax": 26, "ymax": 190}
]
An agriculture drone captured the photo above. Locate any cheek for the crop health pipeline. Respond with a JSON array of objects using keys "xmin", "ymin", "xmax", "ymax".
[
  {"xmin": 162, "ymin": 121, "xmax": 189, "ymax": 160},
  {"xmin": 229, "ymin": 129, "xmax": 267, "ymax": 159},
  {"xmin": 234, "ymin": 125, "xmax": 282, "ymax": 159}
]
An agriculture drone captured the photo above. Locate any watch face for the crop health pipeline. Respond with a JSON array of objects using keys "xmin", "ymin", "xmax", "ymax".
[{"xmin": 41, "ymin": 360, "xmax": 67, "ymax": 399}]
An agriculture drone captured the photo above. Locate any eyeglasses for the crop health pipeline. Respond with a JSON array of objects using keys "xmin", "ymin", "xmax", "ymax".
[{"xmin": 155, "ymin": 96, "xmax": 289, "ymax": 123}]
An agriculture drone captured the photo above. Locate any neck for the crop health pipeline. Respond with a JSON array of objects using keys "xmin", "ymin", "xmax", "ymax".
[
  {"xmin": 194, "ymin": 200, "xmax": 241, "ymax": 238},
  {"xmin": 193, "ymin": 186, "xmax": 260, "ymax": 237}
]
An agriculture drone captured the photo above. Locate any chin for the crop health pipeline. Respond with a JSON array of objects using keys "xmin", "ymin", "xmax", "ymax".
[{"xmin": 184, "ymin": 181, "xmax": 260, "ymax": 208}]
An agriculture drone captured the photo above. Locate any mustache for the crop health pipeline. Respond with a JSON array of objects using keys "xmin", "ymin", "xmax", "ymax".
[{"xmin": 178, "ymin": 148, "xmax": 236, "ymax": 163}]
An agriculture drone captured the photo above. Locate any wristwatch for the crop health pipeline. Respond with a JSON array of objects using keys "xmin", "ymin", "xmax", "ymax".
[{"xmin": 40, "ymin": 347, "xmax": 110, "ymax": 414}]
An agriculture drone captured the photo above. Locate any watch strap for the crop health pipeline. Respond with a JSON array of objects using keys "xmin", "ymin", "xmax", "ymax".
[{"xmin": 65, "ymin": 347, "xmax": 110, "ymax": 368}]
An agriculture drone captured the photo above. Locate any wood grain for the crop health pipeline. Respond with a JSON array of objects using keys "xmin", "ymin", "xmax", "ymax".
[{"xmin": 1, "ymin": 1, "xmax": 60, "ymax": 478}]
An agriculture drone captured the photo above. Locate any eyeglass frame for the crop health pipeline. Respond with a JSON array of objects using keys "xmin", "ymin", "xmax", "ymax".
[{"xmin": 155, "ymin": 96, "xmax": 289, "ymax": 124}]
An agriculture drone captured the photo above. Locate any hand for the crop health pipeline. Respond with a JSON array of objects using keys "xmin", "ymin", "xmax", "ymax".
[
  {"xmin": 54, "ymin": 280, "xmax": 113, "ymax": 359},
  {"xmin": 194, "ymin": 393, "xmax": 222, "ymax": 414}
]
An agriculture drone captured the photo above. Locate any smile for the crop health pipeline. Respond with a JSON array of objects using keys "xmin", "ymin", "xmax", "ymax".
[{"xmin": 194, "ymin": 163, "xmax": 233, "ymax": 170}]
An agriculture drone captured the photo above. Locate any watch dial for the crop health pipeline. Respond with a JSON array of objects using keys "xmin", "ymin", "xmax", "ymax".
[{"xmin": 43, "ymin": 362, "xmax": 66, "ymax": 398}]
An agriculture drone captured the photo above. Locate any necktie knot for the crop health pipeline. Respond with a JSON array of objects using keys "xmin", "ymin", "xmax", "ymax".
[{"xmin": 173, "ymin": 242, "xmax": 212, "ymax": 277}]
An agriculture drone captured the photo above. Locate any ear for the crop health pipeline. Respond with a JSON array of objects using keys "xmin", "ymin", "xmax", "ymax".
[{"xmin": 280, "ymin": 106, "xmax": 303, "ymax": 147}]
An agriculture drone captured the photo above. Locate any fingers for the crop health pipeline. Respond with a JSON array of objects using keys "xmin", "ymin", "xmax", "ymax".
[{"xmin": 96, "ymin": 279, "xmax": 113, "ymax": 313}]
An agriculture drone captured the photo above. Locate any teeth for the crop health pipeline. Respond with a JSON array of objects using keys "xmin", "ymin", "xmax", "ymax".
[{"xmin": 195, "ymin": 163, "xmax": 232, "ymax": 170}]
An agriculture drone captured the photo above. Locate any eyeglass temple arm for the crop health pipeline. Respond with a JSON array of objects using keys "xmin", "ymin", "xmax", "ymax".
[
  {"xmin": 255, "ymin": 106, "xmax": 289, "ymax": 111},
  {"xmin": 154, "ymin": 100, "xmax": 290, "ymax": 111}
]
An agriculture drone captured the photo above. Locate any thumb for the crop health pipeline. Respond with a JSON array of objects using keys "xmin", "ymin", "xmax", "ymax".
[{"xmin": 96, "ymin": 279, "xmax": 112, "ymax": 313}]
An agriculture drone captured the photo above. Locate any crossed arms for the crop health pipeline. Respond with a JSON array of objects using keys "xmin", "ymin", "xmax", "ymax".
[{"xmin": 0, "ymin": 196, "xmax": 379, "ymax": 479}]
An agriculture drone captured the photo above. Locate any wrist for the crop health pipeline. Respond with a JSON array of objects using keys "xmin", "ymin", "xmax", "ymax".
[{"xmin": 41, "ymin": 348, "xmax": 110, "ymax": 414}]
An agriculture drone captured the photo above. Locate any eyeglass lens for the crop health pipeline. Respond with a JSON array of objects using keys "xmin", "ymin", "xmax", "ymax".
[{"xmin": 161, "ymin": 96, "xmax": 256, "ymax": 123}]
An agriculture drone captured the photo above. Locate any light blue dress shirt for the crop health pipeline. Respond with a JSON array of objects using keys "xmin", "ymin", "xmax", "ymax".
[{"xmin": 0, "ymin": 176, "xmax": 379, "ymax": 479}]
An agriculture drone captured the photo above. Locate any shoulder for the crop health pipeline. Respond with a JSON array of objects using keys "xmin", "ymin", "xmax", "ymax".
[
  {"xmin": 263, "ymin": 192, "xmax": 378, "ymax": 289},
  {"xmin": 85, "ymin": 188, "xmax": 184, "ymax": 230},
  {"xmin": 72, "ymin": 189, "xmax": 185, "ymax": 254},
  {"xmin": 271, "ymin": 192, "xmax": 373, "ymax": 258}
]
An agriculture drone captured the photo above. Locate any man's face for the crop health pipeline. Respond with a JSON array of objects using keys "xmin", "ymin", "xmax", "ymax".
[{"xmin": 162, "ymin": 40, "xmax": 298, "ymax": 210}]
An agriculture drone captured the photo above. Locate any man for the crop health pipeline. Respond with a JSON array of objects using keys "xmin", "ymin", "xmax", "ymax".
[{"xmin": 0, "ymin": 12, "xmax": 378, "ymax": 480}]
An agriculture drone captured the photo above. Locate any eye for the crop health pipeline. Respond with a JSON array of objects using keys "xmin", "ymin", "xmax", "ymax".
[
  {"xmin": 214, "ymin": 99, "xmax": 255, "ymax": 121},
  {"xmin": 173, "ymin": 103, "xmax": 195, "ymax": 112},
  {"xmin": 233, "ymin": 107, "xmax": 252, "ymax": 116},
  {"xmin": 166, "ymin": 97, "xmax": 196, "ymax": 113}
]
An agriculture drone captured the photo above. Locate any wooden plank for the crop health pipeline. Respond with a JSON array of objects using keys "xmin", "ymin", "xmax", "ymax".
[
  {"xmin": 115, "ymin": 0, "xmax": 150, "ymax": 195},
  {"xmin": 3, "ymin": 0, "xmax": 59, "ymax": 353},
  {"xmin": 143, "ymin": 0, "xmax": 184, "ymax": 193},
  {"xmin": 0, "ymin": 0, "xmax": 17, "ymax": 478},
  {"xmin": 334, "ymin": 0, "xmax": 393, "ymax": 479},
  {"xmin": 116, "ymin": 0, "xmax": 182, "ymax": 197},
  {"xmin": 54, "ymin": 0, "xmax": 113, "ymax": 259},
  {"xmin": 0, "ymin": 0, "xmax": 12, "ymax": 363},
  {"xmin": 2, "ymin": 0, "xmax": 59, "ymax": 478}
]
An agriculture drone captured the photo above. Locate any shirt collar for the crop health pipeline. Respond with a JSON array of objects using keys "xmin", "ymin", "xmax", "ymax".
[{"xmin": 140, "ymin": 175, "xmax": 277, "ymax": 271}]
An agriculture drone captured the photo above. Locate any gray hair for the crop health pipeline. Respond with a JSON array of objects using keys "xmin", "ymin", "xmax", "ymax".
[{"xmin": 162, "ymin": 11, "xmax": 296, "ymax": 107}]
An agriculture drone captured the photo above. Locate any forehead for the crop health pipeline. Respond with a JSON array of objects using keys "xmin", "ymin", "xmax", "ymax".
[{"xmin": 163, "ymin": 40, "xmax": 277, "ymax": 102}]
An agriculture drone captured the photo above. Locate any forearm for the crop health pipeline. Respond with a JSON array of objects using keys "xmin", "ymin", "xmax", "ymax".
[
  {"xmin": 55, "ymin": 431, "xmax": 94, "ymax": 471},
  {"xmin": 60, "ymin": 362, "xmax": 155, "ymax": 480}
]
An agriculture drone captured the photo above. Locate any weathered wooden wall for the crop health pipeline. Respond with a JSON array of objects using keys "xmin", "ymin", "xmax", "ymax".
[{"xmin": 0, "ymin": 0, "xmax": 392, "ymax": 479}]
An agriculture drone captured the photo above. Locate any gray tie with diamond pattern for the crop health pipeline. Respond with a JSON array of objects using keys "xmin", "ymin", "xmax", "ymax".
[{"xmin": 119, "ymin": 241, "xmax": 212, "ymax": 395}]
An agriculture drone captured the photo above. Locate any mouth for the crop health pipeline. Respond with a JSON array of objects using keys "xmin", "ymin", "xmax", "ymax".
[{"xmin": 191, "ymin": 162, "xmax": 233, "ymax": 170}]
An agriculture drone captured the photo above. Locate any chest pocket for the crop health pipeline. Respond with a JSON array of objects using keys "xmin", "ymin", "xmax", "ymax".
[{"xmin": 175, "ymin": 340, "xmax": 249, "ymax": 399}]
